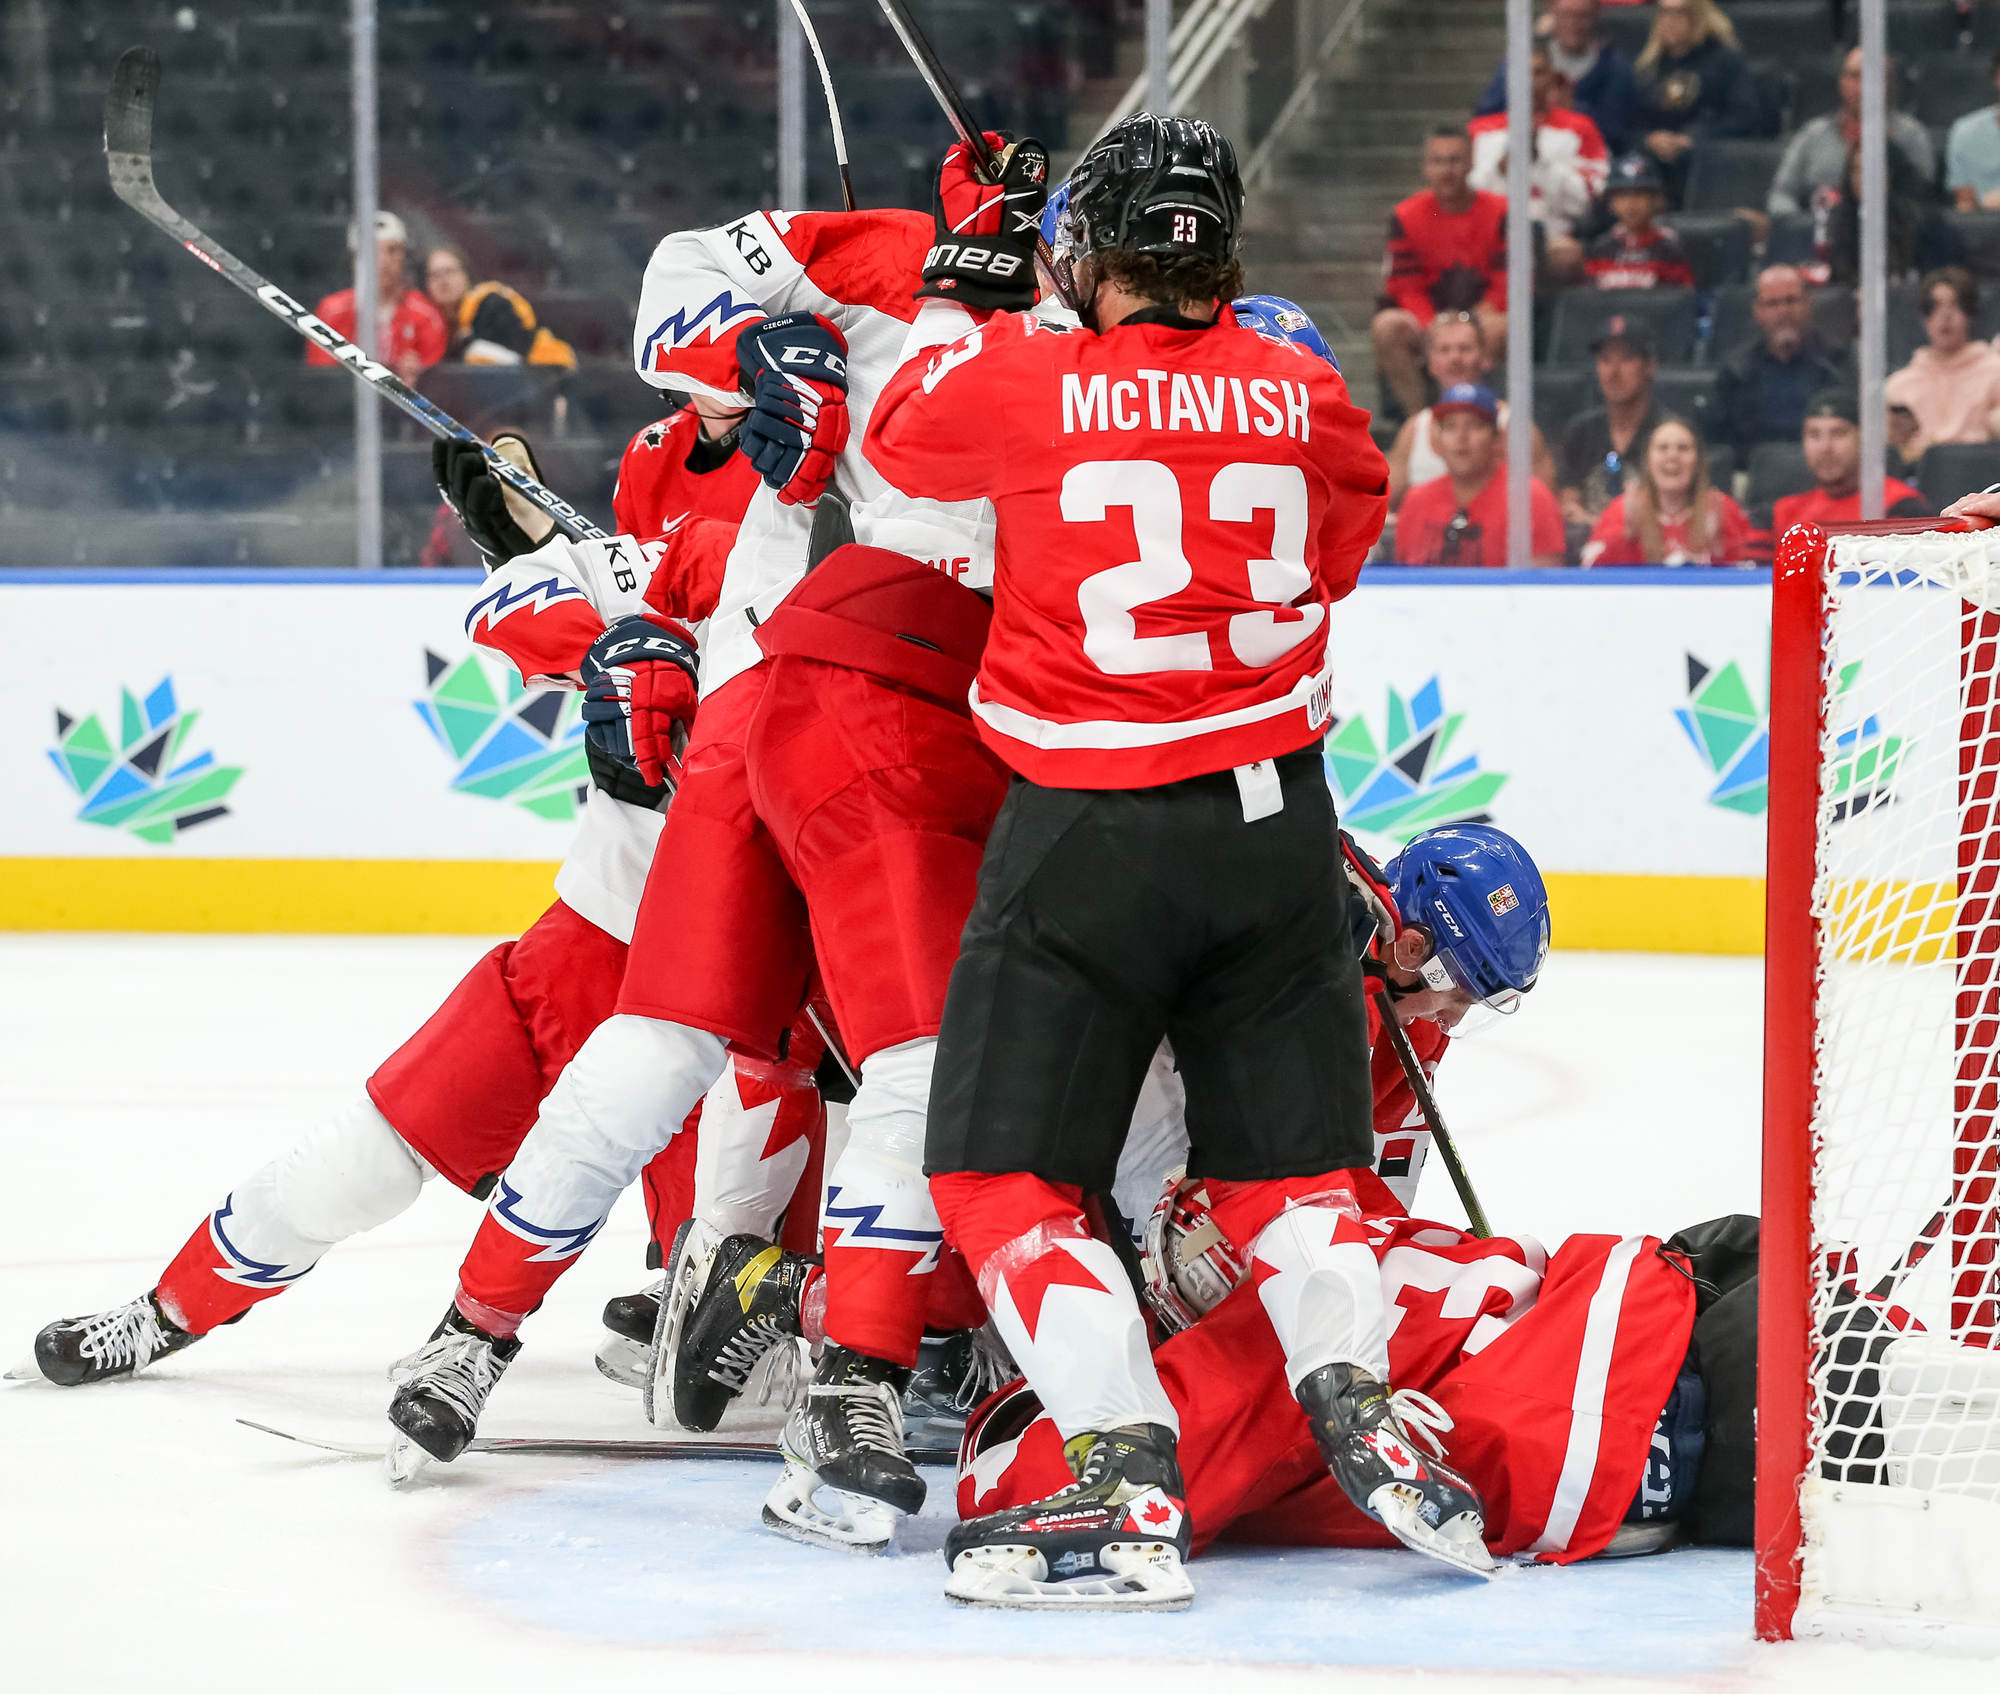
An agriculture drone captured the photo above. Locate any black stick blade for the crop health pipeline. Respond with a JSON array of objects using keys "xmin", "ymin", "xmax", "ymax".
[{"xmin": 104, "ymin": 47, "xmax": 160, "ymax": 162}]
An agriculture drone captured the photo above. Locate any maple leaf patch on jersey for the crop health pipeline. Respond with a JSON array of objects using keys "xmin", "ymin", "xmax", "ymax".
[{"xmin": 1120, "ymin": 1487, "xmax": 1185, "ymax": 1539}]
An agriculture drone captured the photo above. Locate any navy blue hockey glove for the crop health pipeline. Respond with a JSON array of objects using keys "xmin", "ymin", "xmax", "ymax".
[
  {"xmin": 736, "ymin": 312, "xmax": 849, "ymax": 506},
  {"xmin": 579, "ymin": 614, "xmax": 700, "ymax": 789},
  {"xmin": 916, "ymin": 132, "xmax": 1049, "ymax": 312}
]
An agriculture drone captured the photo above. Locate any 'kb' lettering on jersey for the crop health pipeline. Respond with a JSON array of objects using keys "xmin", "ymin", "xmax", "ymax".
[{"xmin": 866, "ymin": 309, "xmax": 1389, "ymax": 789}]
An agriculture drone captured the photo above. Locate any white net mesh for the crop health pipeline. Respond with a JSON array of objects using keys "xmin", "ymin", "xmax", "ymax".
[{"xmin": 1799, "ymin": 530, "xmax": 2000, "ymax": 1642}]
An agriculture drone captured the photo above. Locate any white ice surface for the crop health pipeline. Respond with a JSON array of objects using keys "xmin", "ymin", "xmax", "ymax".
[{"xmin": 0, "ymin": 936, "xmax": 1989, "ymax": 1691}]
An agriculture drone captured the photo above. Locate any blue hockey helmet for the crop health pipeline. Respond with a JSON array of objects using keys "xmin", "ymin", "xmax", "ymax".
[
  {"xmin": 1230, "ymin": 293, "xmax": 1341, "ymax": 373},
  {"xmin": 1384, "ymin": 825, "xmax": 1550, "ymax": 1017}
]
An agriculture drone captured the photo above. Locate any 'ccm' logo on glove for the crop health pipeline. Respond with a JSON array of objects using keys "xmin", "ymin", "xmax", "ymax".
[
  {"xmin": 579, "ymin": 614, "xmax": 700, "ymax": 790},
  {"xmin": 737, "ymin": 312, "xmax": 850, "ymax": 507}
]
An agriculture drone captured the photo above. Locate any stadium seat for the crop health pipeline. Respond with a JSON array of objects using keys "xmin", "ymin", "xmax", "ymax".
[
  {"xmin": 1748, "ymin": 441, "xmax": 1814, "ymax": 512},
  {"xmin": 1654, "ymin": 367, "xmax": 1722, "ymax": 438},
  {"xmin": 1671, "ymin": 213, "xmax": 1755, "ymax": 289},
  {"xmin": 1685, "ymin": 140, "xmax": 1788, "ymax": 212},
  {"xmin": 1948, "ymin": 210, "xmax": 2000, "ymax": 280},
  {"xmin": 1728, "ymin": 2, "xmax": 1843, "ymax": 59},
  {"xmin": 1765, "ymin": 215, "xmax": 1818, "ymax": 269},
  {"xmin": 1547, "ymin": 289, "xmax": 1701, "ymax": 367},
  {"xmin": 1910, "ymin": 57, "xmax": 1994, "ymax": 128},
  {"xmin": 1791, "ymin": 53, "xmax": 1848, "ymax": 124},
  {"xmin": 1918, "ymin": 442, "xmax": 2000, "ymax": 512}
]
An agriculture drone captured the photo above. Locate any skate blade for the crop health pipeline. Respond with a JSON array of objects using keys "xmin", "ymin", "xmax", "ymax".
[
  {"xmin": 761, "ymin": 1463, "xmax": 899, "ymax": 1553},
  {"xmin": 645, "ymin": 1221, "xmax": 719, "ymax": 1431},
  {"xmin": 1371, "ymin": 1485, "xmax": 1496, "ymax": 1579},
  {"xmin": 4, "ymin": 1354, "xmax": 47, "ymax": 1382},
  {"xmin": 944, "ymin": 1543, "xmax": 1193, "ymax": 1611},
  {"xmin": 384, "ymin": 1432, "xmax": 435, "ymax": 1488},
  {"xmin": 594, "ymin": 1332, "xmax": 652, "ymax": 1391}
]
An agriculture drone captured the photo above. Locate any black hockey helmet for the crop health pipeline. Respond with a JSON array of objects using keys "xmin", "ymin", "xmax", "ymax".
[{"xmin": 1040, "ymin": 112, "xmax": 1244, "ymax": 314}]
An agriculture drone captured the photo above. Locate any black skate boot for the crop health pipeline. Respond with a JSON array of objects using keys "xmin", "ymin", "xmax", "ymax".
[
  {"xmin": 763, "ymin": 1344, "xmax": 924, "ymax": 1552},
  {"xmin": 1297, "ymin": 1362, "xmax": 1495, "ymax": 1577},
  {"xmin": 943, "ymin": 1423, "xmax": 1193, "ymax": 1610},
  {"xmin": 384, "ymin": 1306, "xmax": 521, "ymax": 1482},
  {"xmin": 595, "ymin": 1278, "xmax": 664, "ymax": 1389},
  {"xmin": 667, "ymin": 1234, "xmax": 811, "ymax": 1433},
  {"xmin": 21, "ymin": 1292, "xmax": 198, "ymax": 1386},
  {"xmin": 902, "ymin": 1326, "xmax": 1018, "ymax": 1449}
]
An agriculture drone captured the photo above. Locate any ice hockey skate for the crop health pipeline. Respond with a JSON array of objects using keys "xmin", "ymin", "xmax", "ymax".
[
  {"xmin": 901, "ymin": 1326, "xmax": 1018, "ymax": 1449},
  {"xmin": 641, "ymin": 1217, "xmax": 721, "ymax": 1427},
  {"xmin": 595, "ymin": 1278, "xmax": 664, "ymax": 1389},
  {"xmin": 1297, "ymin": 1362, "xmax": 1495, "ymax": 1578},
  {"xmin": 762, "ymin": 1344, "xmax": 923, "ymax": 1552},
  {"xmin": 661, "ymin": 1232, "xmax": 811, "ymax": 1432},
  {"xmin": 384, "ymin": 1306, "xmax": 521, "ymax": 1484},
  {"xmin": 16, "ymin": 1292, "xmax": 199, "ymax": 1386},
  {"xmin": 944, "ymin": 1422, "xmax": 1194, "ymax": 1610}
]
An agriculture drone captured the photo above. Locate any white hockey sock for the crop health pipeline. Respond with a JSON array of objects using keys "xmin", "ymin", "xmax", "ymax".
[
  {"xmin": 981, "ymin": 1222, "xmax": 1178, "ymax": 1442},
  {"xmin": 1248, "ymin": 1204, "xmax": 1392, "ymax": 1391},
  {"xmin": 498, "ymin": 1014, "xmax": 728, "ymax": 1242}
]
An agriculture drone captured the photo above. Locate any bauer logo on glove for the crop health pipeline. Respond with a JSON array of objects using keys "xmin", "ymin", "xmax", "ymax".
[
  {"xmin": 736, "ymin": 312, "xmax": 850, "ymax": 507},
  {"xmin": 918, "ymin": 133, "xmax": 1050, "ymax": 313},
  {"xmin": 578, "ymin": 613, "xmax": 700, "ymax": 790}
]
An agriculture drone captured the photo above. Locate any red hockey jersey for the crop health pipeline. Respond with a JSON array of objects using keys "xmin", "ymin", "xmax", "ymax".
[
  {"xmin": 865, "ymin": 310, "xmax": 1389, "ymax": 788},
  {"xmin": 959, "ymin": 1220, "xmax": 1695, "ymax": 1563},
  {"xmin": 611, "ymin": 407, "xmax": 763, "ymax": 546}
]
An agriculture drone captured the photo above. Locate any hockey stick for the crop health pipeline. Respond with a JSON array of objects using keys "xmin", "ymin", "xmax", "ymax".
[
  {"xmin": 103, "ymin": 47, "xmax": 606, "ymax": 544},
  {"xmin": 238, "ymin": 1418, "xmax": 956, "ymax": 1465},
  {"xmin": 789, "ymin": 0, "xmax": 857, "ymax": 212},
  {"xmin": 1380, "ymin": 1008, "xmax": 1493, "ymax": 1239},
  {"xmin": 875, "ymin": 0, "xmax": 999, "ymax": 182}
]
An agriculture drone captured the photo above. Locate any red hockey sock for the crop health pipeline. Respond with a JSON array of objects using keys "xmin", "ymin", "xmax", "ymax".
[{"xmin": 154, "ymin": 1213, "xmax": 293, "ymax": 1335}]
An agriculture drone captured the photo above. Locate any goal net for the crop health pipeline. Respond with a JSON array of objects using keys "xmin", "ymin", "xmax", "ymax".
[{"xmin": 1762, "ymin": 519, "xmax": 2000, "ymax": 1651}]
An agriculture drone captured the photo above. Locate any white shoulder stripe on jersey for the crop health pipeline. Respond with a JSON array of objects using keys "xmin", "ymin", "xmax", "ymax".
[
  {"xmin": 1528, "ymin": 1233, "xmax": 1648, "ymax": 1555},
  {"xmin": 967, "ymin": 658, "xmax": 1333, "ymax": 752}
]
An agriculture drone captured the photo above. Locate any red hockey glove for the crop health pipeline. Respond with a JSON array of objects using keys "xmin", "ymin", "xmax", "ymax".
[
  {"xmin": 579, "ymin": 614, "xmax": 700, "ymax": 789},
  {"xmin": 1340, "ymin": 829, "xmax": 1402, "ymax": 962},
  {"xmin": 736, "ymin": 312, "xmax": 849, "ymax": 507},
  {"xmin": 916, "ymin": 132, "xmax": 1049, "ymax": 312}
]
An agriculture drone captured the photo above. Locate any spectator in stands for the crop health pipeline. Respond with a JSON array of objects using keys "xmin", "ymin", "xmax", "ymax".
[
  {"xmin": 1387, "ymin": 312, "xmax": 1557, "ymax": 507},
  {"xmin": 306, "ymin": 211, "xmax": 446, "ymax": 384},
  {"xmin": 1556, "ymin": 316, "xmax": 1663, "ymax": 524},
  {"xmin": 1770, "ymin": 389, "xmax": 1930, "ymax": 538},
  {"xmin": 1581, "ymin": 415, "xmax": 1755, "ymax": 564},
  {"xmin": 1468, "ymin": 41, "xmax": 1608, "ymax": 273},
  {"xmin": 1372, "ymin": 126, "xmax": 1509, "ymax": 420},
  {"xmin": 1475, "ymin": 0, "xmax": 1639, "ymax": 156},
  {"xmin": 1948, "ymin": 46, "xmax": 2000, "ymax": 211},
  {"xmin": 1712, "ymin": 264, "xmax": 1850, "ymax": 457},
  {"xmin": 1768, "ymin": 49, "xmax": 1934, "ymax": 218},
  {"xmin": 1884, "ymin": 267, "xmax": 2000, "ymax": 456},
  {"xmin": 1395, "ymin": 384, "xmax": 1567, "ymax": 567},
  {"xmin": 1583, "ymin": 154, "xmax": 1696, "ymax": 287},
  {"xmin": 1631, "ymin": 0, "xmax": 1760, "ymax": 206},
  {"xmin": 1821, "ymin": 144, "xmax": 1964, "ymax": 287},
  {"xmin": 422, "ymin": 245, "xmax": 577, "ymax": 369}
]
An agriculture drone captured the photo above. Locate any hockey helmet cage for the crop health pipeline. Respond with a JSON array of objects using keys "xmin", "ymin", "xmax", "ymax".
[
  {"xmin": 1042, "ymin": 113, "xmax": 1244, "ymax": 313},
  {"xmin": 1230, "ymin": 293, "xmax": 1341, "ymax": 372},
  {"xmin": 1140, "ymin": 1168, "xmax": 1251, "ymax": 1334},
  {"xmin": 1385, "ymin": 825, "xmax": 1550, "ymax": 1018}
]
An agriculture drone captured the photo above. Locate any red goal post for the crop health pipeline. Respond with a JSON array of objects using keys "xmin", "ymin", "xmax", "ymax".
[{"xmin": 1761, "ymin": 517, "xmax": 2000, "ymax": 1649}]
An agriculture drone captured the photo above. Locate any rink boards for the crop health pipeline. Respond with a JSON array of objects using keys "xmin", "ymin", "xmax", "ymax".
[{"xmin": 0, "ymin": 565, "xmax": 1777, "ymax": 949}]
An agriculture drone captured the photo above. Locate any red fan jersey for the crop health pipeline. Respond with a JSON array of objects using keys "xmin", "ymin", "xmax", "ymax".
[
  {"xmin": 1582, "ymin": 223, "xmax": 1696, "ymax": 290},
  {"xmin": 1772, "ymin": 478, "xmax": 1929, "ymax": 535},
  {"xmin": 1381, "ymin": 190, "xmax": 1510, "ymax": 323},
  {"xmin": 865, "ymin": 310, "xmax": 1389, "ymax": 788}
]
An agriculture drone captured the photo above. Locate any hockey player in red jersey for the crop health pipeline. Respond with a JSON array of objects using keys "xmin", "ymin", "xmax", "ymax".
[
  {"xmin": 864, "ymin": 113, "xmax": 1503, "ymax": 1606},
  {"xmin": 19, "ymin": 429, "xmax": 814, "ymax": 1391},
  {"xmin": 380, "ymin": 163, "xmax": 1045, "ymax": 1520}
]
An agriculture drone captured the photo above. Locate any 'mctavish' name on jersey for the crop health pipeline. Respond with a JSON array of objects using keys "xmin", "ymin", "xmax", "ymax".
[{"xmin": 864, "ymin": 307, "xmax": 1389, "ymax": 788}]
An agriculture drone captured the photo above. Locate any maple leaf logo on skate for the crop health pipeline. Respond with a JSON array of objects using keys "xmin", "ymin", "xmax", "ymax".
[
  {"xmin": 414, "ymin": 649, "xmax": 591, "ymax": 822},
  {"xmin": 1677, "ymin": 651, "xmax": 1905, "ymax": 820},
  {"xmin": 1120, "ymin": 1488, "xmax": 1184, "ymax": 1539},
  {"xmin": 47, "ymin": 677, "xmax": 244, "ymax": 843},
  {"xmin": 1363, "ymin": 1429, "xmax": 1426, "ymax": 1481},
  {"xmin": 1321, "ymin": 677, "xmax": 1508, "ymax": 847}
]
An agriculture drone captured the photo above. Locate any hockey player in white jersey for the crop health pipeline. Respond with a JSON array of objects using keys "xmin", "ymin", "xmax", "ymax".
[{"xmin": 384, "ymin": 143, "xmax": 1055, "ymax": 1539}]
